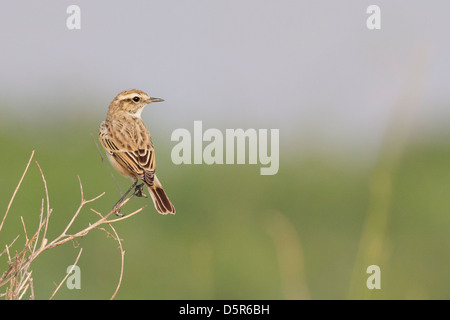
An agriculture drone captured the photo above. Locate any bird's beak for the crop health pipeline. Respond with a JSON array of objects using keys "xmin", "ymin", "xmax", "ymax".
[{"xmin": 148, "ymin": 97, "xmax": 164, "ymax": 103}]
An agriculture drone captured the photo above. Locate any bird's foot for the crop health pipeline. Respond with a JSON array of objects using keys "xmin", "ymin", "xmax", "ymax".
[{"xmin": 134, "ymin": 183, "xmax": 147, "ymax": 198}]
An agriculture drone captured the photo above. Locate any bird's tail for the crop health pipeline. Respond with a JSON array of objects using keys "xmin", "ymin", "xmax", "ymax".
[{"xmin": 147, "ymin": 176, "xmax": 176, "ymax": 215}]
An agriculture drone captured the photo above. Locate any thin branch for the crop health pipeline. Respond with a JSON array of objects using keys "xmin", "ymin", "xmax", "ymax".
[
  {"xmin": 35, "ymin": 161, "xmax": 52, "ymax": 245},
  {"xmin": 16, "ymin": 271, "xmax": 32, "ymax": 300},
  {"xmin": 89, "ymin": 209, "xmax": 125, "ymax": 300},
  {"xmin": 58, "ymin": 176, "xmax": 104, "ymax": 238},
  {"xmin": 90, "ymin": 206, "xmax": 145, "ymax": 224},
  {"xmin": 0, "ymin": 235, "xmax": 20, "ymax": 259},
  {"xmin": 0, "ymin": 150, "xmax": 35, "ymax": 233},
  {"xmin": 49, "ymin": 248, "xmax": 83, "ymax": 300},
  {"xmin": 106, "ymin": 224, "xmax": 124, "ymax": 300},
  {"xmin": 32, "ymin": 199, "xmax": 45, "ymax": 254},
  {"xmin": 91, "ymin": 133, "xmax": 105, "ymax": 164},
  {"xmin": 20, "ymin": 217, "xmax": 29, "ymax": 246},
  {"xmin": 28, "ymin": 278, "xmax": 35, "ymax": 300}
]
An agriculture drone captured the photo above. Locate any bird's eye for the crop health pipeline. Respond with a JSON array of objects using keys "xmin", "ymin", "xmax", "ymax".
[{"xmin": 132, "ymin": 96, "xmax": 140, "ymax": 102}]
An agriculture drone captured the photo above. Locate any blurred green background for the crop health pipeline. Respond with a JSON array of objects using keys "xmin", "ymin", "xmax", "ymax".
[
  {"xmin": 1, "ymin": 1, "xmax": 450, "ymax": 300},
  {"xmin": 1, "ymin": 115, "xmax": 449, "ymax": 299}
]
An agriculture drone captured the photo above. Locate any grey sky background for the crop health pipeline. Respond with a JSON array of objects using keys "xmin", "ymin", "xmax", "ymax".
[{"xmin": 1, "ymin": 1, "xmax": 450, "ymax": 159}]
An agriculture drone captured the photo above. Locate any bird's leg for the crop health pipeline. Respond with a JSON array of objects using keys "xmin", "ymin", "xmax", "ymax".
[
  {"xmin": 134, "ymin": 183, "xmax": 147, "ymax": 198},
  {"xmin": 113, "ymin": 180, "xmax": 138, "ymax": 216}
]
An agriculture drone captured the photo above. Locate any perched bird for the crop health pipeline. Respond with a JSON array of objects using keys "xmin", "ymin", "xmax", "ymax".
[{"xmin": 98, "ymin": 89, "xmax": 175, "ymax": 215}]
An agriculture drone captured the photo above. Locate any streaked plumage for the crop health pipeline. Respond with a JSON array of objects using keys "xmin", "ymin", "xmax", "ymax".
[{"xmin": 99, "ymin": 89, "xmax": 175, "ymax": 215}]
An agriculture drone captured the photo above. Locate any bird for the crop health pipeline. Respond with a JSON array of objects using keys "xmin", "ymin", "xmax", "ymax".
[{"xmin": 98, "ymin": 89, "xmax": 176, "ymax": 215}]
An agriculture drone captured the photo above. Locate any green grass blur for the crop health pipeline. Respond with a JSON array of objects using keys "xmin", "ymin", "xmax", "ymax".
[{"xmin": 0, "ymin": 118, "xmax": 449, "ymax": 299}]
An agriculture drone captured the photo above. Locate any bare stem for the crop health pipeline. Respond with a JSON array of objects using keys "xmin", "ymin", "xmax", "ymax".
[
  {"xmin": 49, "ymin": 248, "xmax": 83, "ymax": 300},
  {"xmin": 0, "ymin": 150, "xmax": 35, "ymax": 233}
]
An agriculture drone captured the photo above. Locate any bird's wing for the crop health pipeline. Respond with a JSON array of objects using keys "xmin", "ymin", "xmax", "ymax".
[{"xmin": 99, "ymin": 119, "xmax": 156, "ymax": 185}]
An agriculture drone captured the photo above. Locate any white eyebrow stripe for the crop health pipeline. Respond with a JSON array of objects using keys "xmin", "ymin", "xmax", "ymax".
[{"xmin": 120, "ymin": 93, "xmax": 141, "ymax": 100}]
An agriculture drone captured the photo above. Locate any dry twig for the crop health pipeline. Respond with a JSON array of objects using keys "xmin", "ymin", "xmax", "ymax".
[{"xmin": 0, "ymin": 150, "xmax": 144, "ymax": 299}]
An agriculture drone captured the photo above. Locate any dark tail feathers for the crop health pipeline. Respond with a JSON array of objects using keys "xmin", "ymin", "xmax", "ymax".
[{"xmin": 147, "ymin": 176, "xmax": 175, "ymax": 215}]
